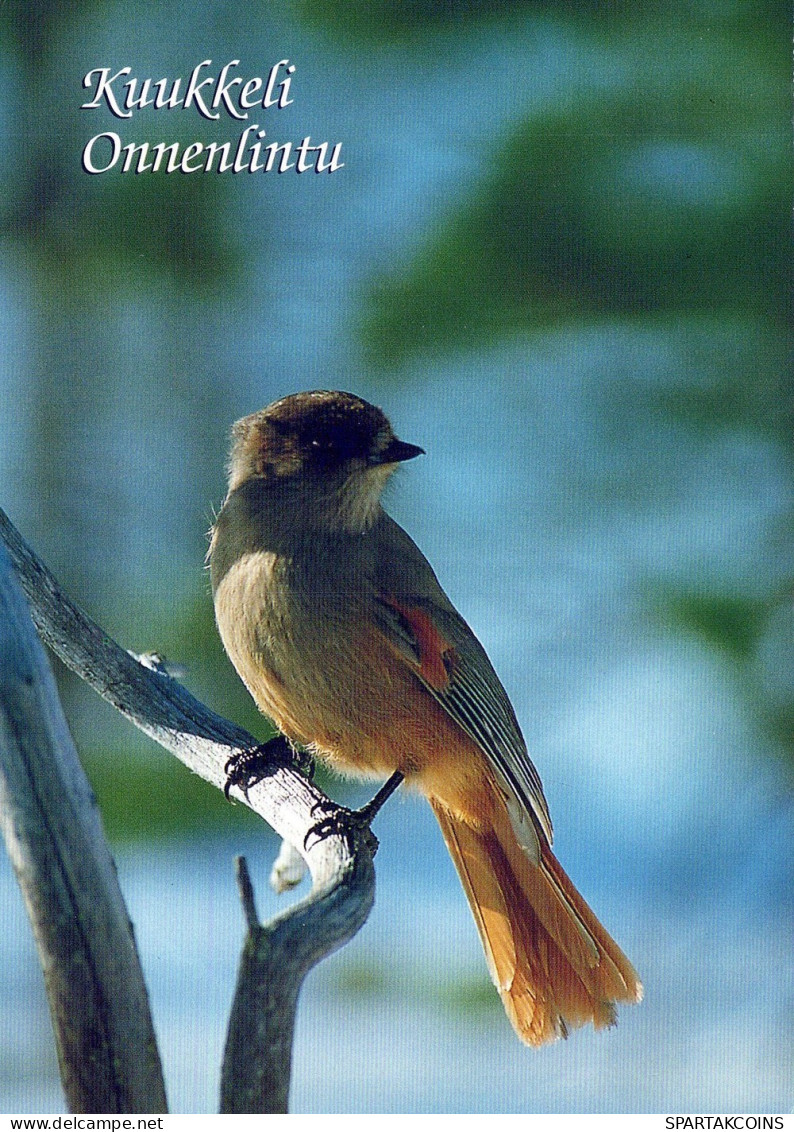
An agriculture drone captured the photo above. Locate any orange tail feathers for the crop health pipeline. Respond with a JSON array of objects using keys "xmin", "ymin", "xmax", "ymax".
[{"xmin": 430, "ymin": 796, "xmax": 642, "ymax": 1047}]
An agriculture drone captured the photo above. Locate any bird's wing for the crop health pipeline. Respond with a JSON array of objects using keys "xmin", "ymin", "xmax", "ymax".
[{"xmin": 374, "ymin": 514, "xmax": 553, "ymax": 847}]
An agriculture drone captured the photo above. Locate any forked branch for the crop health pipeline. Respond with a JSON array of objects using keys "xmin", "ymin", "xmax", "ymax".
[{"xmin": 0, "ymin": 508, "xmax": 377, "ymax": 1113}]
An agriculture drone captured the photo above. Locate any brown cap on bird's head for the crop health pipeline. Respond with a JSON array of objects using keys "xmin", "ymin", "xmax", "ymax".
[
  {"xmin": 228, "ymin": 390, "xmax": 423, "ymax": 490},
  {"xmin": 226, "ymin": 391, "xmax": 424, "ymax": 530}
]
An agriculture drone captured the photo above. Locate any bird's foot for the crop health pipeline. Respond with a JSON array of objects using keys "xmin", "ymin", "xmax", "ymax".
[
  {"xmin": 224, "ymin": 734, "xmax": 313, "ymax": 800},
  {"xmin": 303, "ymin": 771, "xmax": 404, "ymax": 853},
  {"xmin": 304, "ymin": 802, "xmax": 378, "ymax": 854}
]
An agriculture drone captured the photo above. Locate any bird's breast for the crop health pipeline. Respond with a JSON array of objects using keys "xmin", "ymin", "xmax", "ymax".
[{"xmin": 212, "ymin": 544, "xmax": 377, "ymax": 745}]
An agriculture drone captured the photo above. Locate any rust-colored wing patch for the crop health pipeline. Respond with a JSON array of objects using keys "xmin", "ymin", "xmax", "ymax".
[{"xmin": 379, "ymin": 597, "xmax": 456, "ymax": 691}]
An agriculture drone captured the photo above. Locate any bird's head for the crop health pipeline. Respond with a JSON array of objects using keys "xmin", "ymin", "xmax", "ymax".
[{"xmin": 227, "ymin": 390, "xmax": 424, "ymax": 531}]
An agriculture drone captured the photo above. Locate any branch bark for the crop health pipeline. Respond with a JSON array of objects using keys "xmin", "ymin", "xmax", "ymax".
[
  {"xmin": 0, "ymin": 507, "xmax": 377, "ymax": 1113},
  {"xmin": 0, "ymin": 540, "xmax": 168, "ymax": 1112}
]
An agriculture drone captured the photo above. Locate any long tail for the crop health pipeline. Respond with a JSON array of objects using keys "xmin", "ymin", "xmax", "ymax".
[{"xmin": 430, "ymin": 793, "xmax": 642, "ymax": 1046}]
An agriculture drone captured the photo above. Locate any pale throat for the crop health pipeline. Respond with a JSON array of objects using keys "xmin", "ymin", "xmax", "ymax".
[{"xmin": 333, "ymin": 464, "xmax": 394, "ymax": 532}]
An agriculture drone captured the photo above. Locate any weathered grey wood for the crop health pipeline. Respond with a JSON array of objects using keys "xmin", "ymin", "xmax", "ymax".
[
  {"xmin": 222, "ymin": 853, "xmax": 362, "ymax": 1114},
  {"xmin": 0, "ymin": 507, "xmax": 377, "ymax": 1113},
  {"xmin": 0, "ymin": 541, "xmax": 168, "ymax": 1113},
  {"xmin": 222, "ymin": 856, "xmax": 296, "ymax": 1113}
]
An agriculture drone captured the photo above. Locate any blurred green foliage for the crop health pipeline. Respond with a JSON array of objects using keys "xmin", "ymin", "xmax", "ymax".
[
  {"xmin": 83, "ymin": 744, "xmax": 264, "ymax": 841},
  {"xmin": 2, "ymin": 1, "xmax": 244, "ymax": 294},
  {"xmin": 655, "ymin": 586, "xmax": 794, "ymax": 768},
  {"xmin": 649, "ymin": 342, "xmax": 791, "ymax": 448},
  {"xmin": 662, "ymin": 593, "xmax": 771, "ymax": 666},
  {"xmin": 327, "ymin": 957, "xmax": 501, "ymax": 1018},
  {"xmin": 362, "ymin": 83, "xmax": 788, "ymax": 365},
  {"xmin": 295, "ymin": 0, "xmax": 787, "ymax": 44},
  {"xmin": 296, "ymin": 0, "xmax": 535, "ymax": 41},
  {"xmin": 13, "ymin": 166, "xmax": 242, "ymax": 294},
  {"xmin": 0, "ymin": 0, "xmax": 92, "ymax": 66}
]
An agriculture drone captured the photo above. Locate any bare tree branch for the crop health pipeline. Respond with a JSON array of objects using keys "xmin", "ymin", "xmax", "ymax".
[
  {"xmin": 221, "ymin": 852, "xmax": 372, "ymax": 1114},
  {"xmin": 0, "ymin": 541, "xmax": 168, "ymax": 1112},
  {"xmin": 0, "ymin": 507, "xmax": 377, "ymax": 1113}
]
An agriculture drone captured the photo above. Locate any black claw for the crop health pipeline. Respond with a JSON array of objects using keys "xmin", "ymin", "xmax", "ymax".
[
  {"xmin": 303, "ymin": 804, "xmax": 379, "ymax": 854},
  {"xmin": 224, "ymin": 734, "xmax": 307, "ymax": 800}
]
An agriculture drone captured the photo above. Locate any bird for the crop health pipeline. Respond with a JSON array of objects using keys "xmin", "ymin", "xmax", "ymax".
[{"xmin": 208, "ymin": 389, "xmax": 642, "ymax": 1046}]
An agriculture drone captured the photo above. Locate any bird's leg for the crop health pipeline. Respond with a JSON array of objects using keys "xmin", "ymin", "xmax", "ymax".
[
  {"xmin": 355, "ymin": 770, "xmax": 405, "ymax": 823},
  {"xmin": 224, "ymin": 733, "xmax": 313, "ymax": 800}
]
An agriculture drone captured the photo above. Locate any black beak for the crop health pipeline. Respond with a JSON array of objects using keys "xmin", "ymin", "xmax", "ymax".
[{"xmin": 371, "ymin": 438, "xmax": 425, "ymax": 466}]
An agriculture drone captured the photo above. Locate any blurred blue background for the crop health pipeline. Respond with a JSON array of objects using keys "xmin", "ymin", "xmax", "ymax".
[{"xmin": 1, "ymin": 0, "xmax": 791, "ymax": 1115}]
